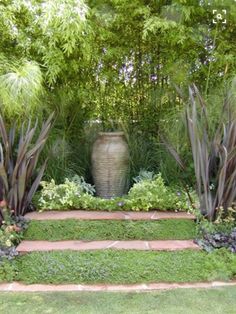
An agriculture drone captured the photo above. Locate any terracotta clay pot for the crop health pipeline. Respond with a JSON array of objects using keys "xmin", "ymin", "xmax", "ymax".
[{"xmin": 91, "ymin": 132, "xmax": 129, "ymax": 198}]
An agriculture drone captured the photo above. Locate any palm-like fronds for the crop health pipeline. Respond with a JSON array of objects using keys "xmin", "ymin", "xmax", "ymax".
[
  {"xmin": 0, "ymin": 60, "xmax": 43, "ymax": 115},
  {"xmin": 0, "ymin": 113, "xmax": 54, "ymax": 220}
]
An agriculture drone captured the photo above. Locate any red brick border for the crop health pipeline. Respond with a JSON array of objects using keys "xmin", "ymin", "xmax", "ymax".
[
  {"xmin": 25, "ymin": 210, "xmax": 195, "ymax": 221},
  {"xmin": 16, "ymin": 240, "xmax": 199, "ymax": 253}
]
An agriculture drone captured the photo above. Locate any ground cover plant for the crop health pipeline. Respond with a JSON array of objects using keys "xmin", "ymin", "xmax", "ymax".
[
  {"xmin": 1, "ymin": 287, "xmax": 236, "ymax": 314},
  {"xmin": 195, "ymin": 207, "xmax": 236, "ymax": 253},
  {"xmin": 1, "ymin": 249, "xmax": 236, "ymax": 284},
  {"xmin": 24, "ymin": 219, "xmax": 196, "ymax": 241}
]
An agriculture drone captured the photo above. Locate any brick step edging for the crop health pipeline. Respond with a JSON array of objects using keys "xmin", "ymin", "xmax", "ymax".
[
  {"xmin": 25, "ymin": 210, "xmax": 195, "ymax": 221},
  {"xmin": 1, "ymin": 281, "xmax": 236, "ymax": 292},
  {"xmin": 17, "ymin": 240, "xmax": 199, "ymax": 253}
]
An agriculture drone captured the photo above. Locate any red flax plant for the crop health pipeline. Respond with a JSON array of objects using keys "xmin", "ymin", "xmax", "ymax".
[
  {"xmin": 163, "ymin": 84, "xmax": 236, "ymax": 221},
  {"xmin": 0, "ymin": 113, "xmax": 54, "ymax": 224}
]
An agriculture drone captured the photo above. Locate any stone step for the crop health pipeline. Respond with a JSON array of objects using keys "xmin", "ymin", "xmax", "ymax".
[
  {"xmin": 0, "ymin": 281, "xmax": 236, "ymax": 292},
  {"xmin": 17, "ymin": 240, "xmax": 199, "ymax": 253},
  {"xmin": 25, "ymin": 210, "xmax": 195, "ymax": 221}
]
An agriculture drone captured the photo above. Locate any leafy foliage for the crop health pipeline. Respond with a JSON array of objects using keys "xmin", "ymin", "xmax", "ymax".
[
  {"xmin": 0, "ymin": 60, "xmax": 43, "ymax": 116},
  {"xmin": 70, "ymin": 175, "xmax": 95, "ymax": 194},
  {"xmin": 38, "ymin": 176, "xmax": 95, "ymax": 210},
  {"xmin": 125, "ymin": 173, "xmax": 193, "ymax": 211},
  {"xmin": 187, "ymin": 85, "xmax": 236, "ymax": 220},
  {"xmin": 0, "ymin": 113, "xmax": 54, "ymax": 219},
  {"xmin": 0, "ymin": 228, "xmax": 19, "ymax": 250},
  {"xmin": 1, "ymin": 1, "xmax": 236, "ymax": 185},
  {"xmin": 165, "ymin": 84, "xmax": 236, "ymax": 221},
  {"xmin": 37, "ymin": 0, "xmax": 89, "ymax": 84},
  {"xmin": 196, "ymin": 229, "xmax": 236, "ymax": 253},
  {"xmin": 196, "ymin": 207, "xmax": 236, "ymax": 252},
  {"xmin": 0, "ymin": 214, "xmax": 28, "ymax": 262},
  {"xmin": 133, "ymin": 170, "xmax": 156, "ymax": 183},
  {"xmin": 36, "ymin": 173, "xmax": 193, "ymax": 211}
]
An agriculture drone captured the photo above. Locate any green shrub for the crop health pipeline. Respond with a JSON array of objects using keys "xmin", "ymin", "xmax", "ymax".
[
  {"xmin": 38, "ymin": 179, "xmax": 80, "ymax": 210},
  {"xmin": 38, "ymin": 176, "xmax": 95, "ymax": 210},
  {"xmin": 124, "ymin": 173, "xmax": 192, "ymax": 211}
]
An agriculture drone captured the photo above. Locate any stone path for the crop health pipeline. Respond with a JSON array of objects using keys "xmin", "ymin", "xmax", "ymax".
[
  {"xmin": 0, "ymin": 281, "xmax": 236, "ymax": 292},
  {"xmin": 25, "ymin": 210, "xmax": 195, "ymax": 221},
  {"xmin": 17, "ymin": 240, "xmax": 199, "ymax": 253}
]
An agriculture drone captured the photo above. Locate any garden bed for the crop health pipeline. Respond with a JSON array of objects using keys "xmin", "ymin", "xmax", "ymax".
[{"xmin": 36, "ymin": 174, "xmax": 195, "ymax": 213}]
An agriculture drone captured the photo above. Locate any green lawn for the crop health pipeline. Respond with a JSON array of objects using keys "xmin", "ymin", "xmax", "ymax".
[
  {"xmin": 24, "ymin": 219, "xmax": 196, "ymax": 241},
  {"xmin": 1, "ymin": 287, "xmax": 236, "ymax": 314},
  {"xmin": 1, "ymin": 249, "xmax": 235, "ymax": 284}
]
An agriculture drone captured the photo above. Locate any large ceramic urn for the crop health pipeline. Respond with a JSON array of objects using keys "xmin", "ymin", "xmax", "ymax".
[{"xmin": 91, "ymin": 132, "xmax": 129, "ymax": 198}]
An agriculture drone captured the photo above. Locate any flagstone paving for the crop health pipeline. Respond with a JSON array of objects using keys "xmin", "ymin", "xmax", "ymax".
[
  {"xmin": 17, "ymin": 239, "xmax": 199, "ymax": 253},
  {"xmin": 25, "ymin": 210, "xmax": 195, "ymax": 221}
]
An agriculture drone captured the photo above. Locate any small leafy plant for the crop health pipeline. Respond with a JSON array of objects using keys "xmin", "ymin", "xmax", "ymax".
[
  {"xmin": 0, "ymin": 212, "xmax": 28, "ymax": 261},
  {"xmin": 37, "ymin": 173, "xmax": 193, "ymax": 212},
  {"xmin": 133, "ymin": 170, "xmax": 156, "ymax": 183},
  {"xmin": 0, "ymin": 224, "xmax": 22, "ymax": 249},
  {"xmin": 196, "ymin": 207, "xmax": 236, "ymax": 253},
  {"xmin": 124, "ymin": 173, "xmax": 192, "ymax": 211},
  {"xmin": 70, "ymin": 175, "xmax": 95, "ymax": 195},
  {"xmin": 38, "ymin": 176, "xmax": 95, "ymax": 210}
]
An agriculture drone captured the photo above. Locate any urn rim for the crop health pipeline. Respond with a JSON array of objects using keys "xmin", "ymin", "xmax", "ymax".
[{"xmin": 98, "ymin": 131, "xmax": 125, "ymax": 137}]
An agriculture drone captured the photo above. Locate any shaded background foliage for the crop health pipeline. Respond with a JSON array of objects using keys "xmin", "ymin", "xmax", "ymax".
[{"xmin": 0, "ymin": 0, "xmax": 236, "ymax": 186}]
